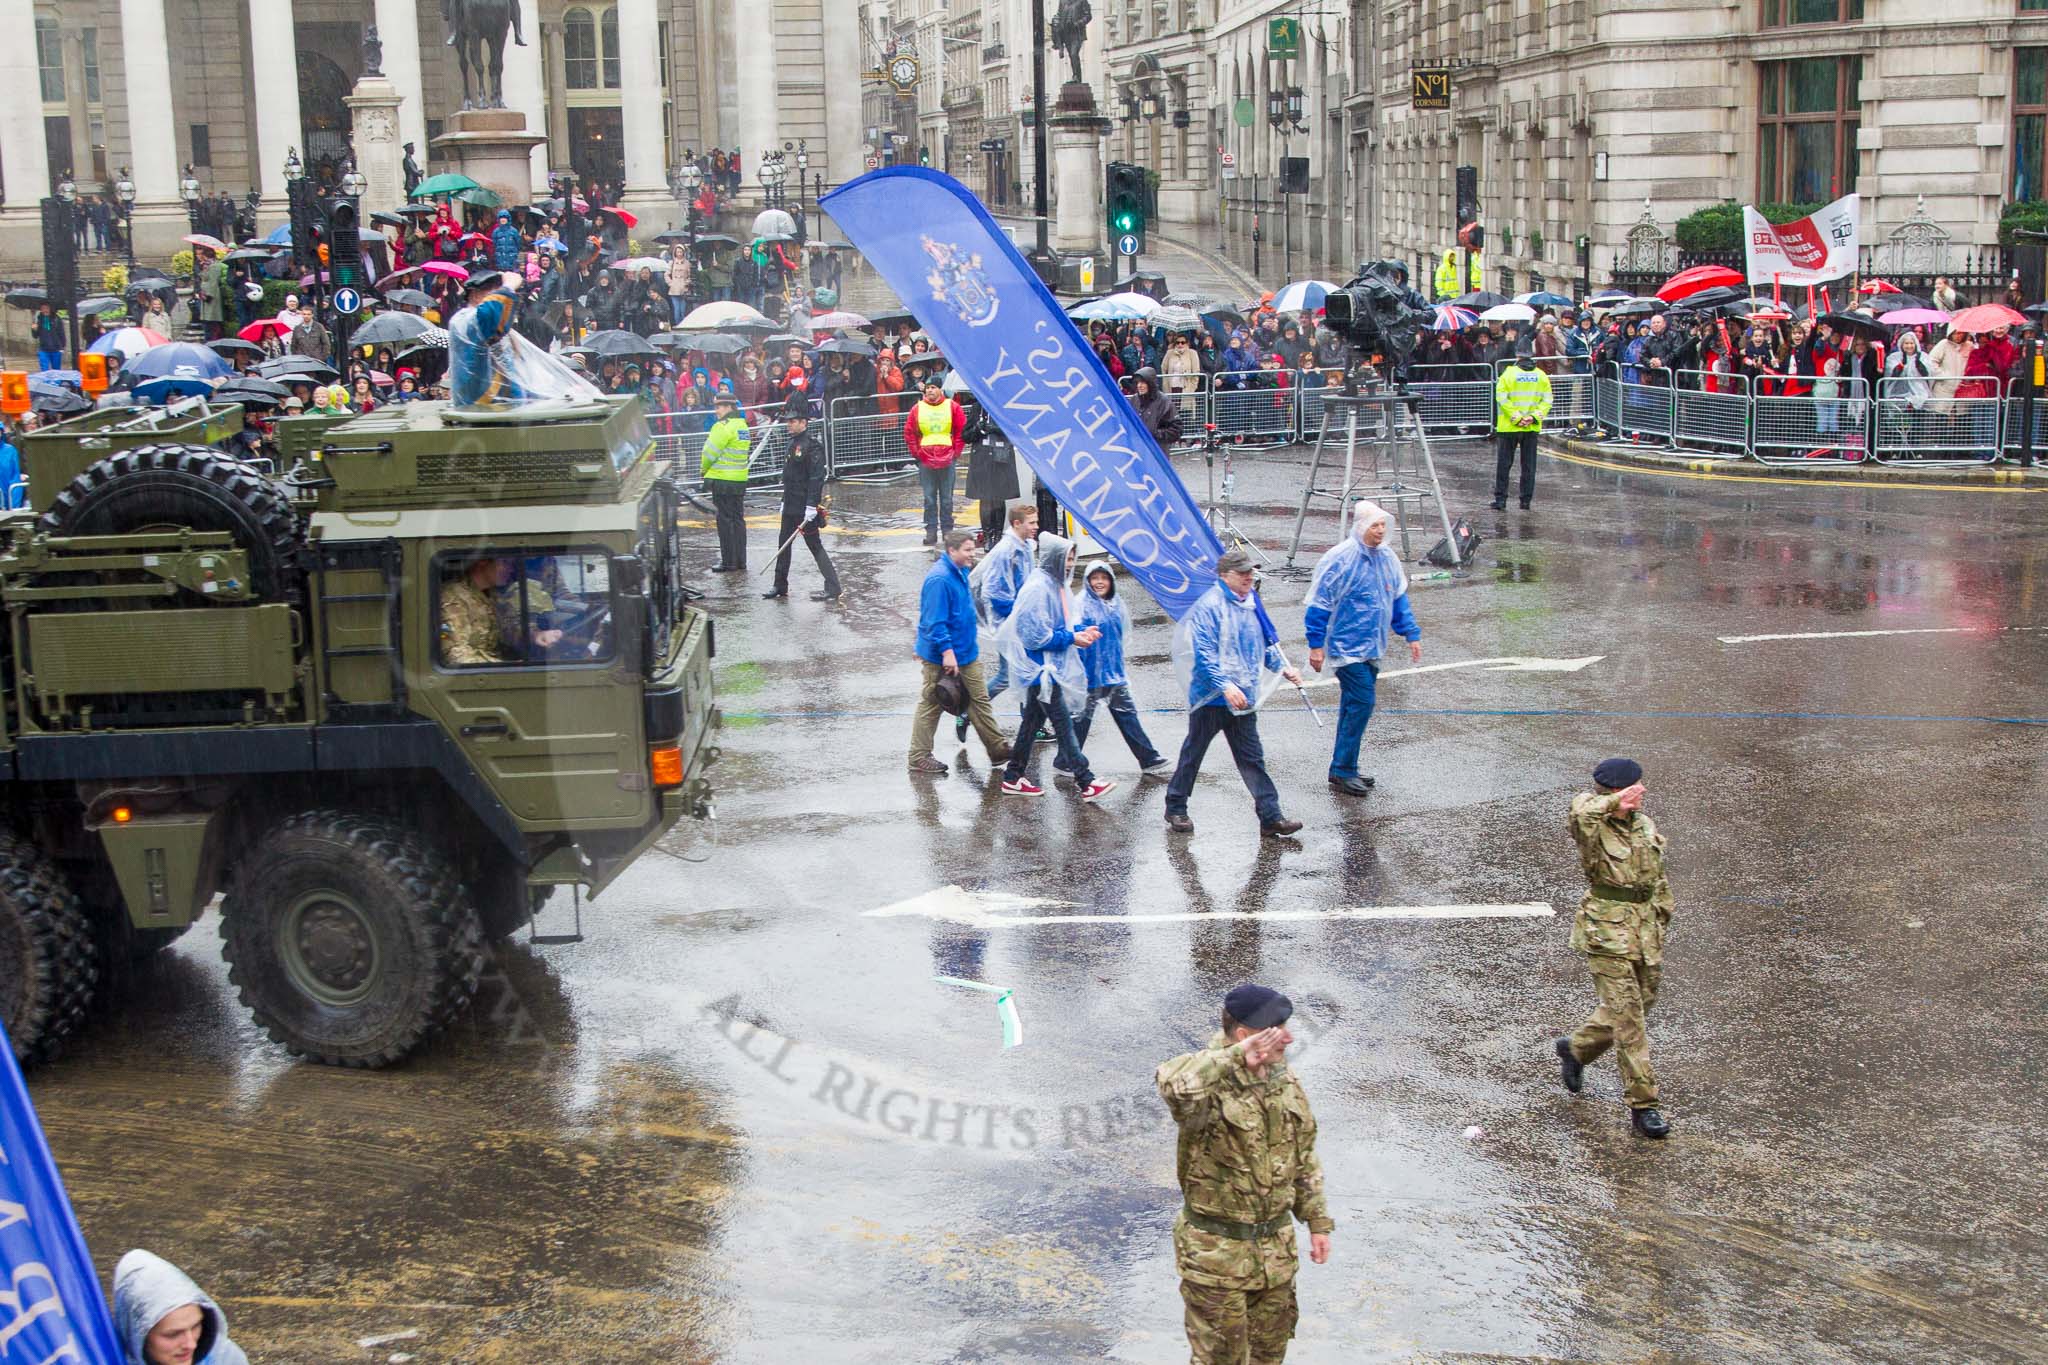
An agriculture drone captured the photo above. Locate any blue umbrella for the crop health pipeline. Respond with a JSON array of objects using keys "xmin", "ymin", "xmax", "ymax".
[
  {"xmin": 262, "ymin": 222, "xmax": 292, "ymax": 246},
  {"xmin": 1516, "ymin": 290, "xmax": 1575, "ymax": 309},
  {"xmin": 1270, "ymin": 280, "xmax": 1341, "ymax": 313},
  {"xmin": 131, "ymin": 374, "xmax": 221, "ymax": 403},
  {"xmin": 29, "ymin": 369, "xmax": 81, "ymax": 386},
  {"xmin": 121, "ymin": 341, "xmax": 232, "ymax": 381}
]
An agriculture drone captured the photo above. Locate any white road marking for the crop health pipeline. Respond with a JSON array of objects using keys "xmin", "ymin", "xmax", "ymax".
[
  {"xmin": 865, "ymin": 886, "xmax": 1552, "ymax": 928},
  {"xmin": 1717, "ymin": 627, "xmax": 2036, "ymax": 643},
  {"xmin": 1301, "ymin": 655, "xmax": 1605, "ymax": 689}
]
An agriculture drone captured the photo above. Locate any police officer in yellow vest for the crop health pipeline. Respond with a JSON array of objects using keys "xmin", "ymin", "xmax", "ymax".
[
  {"xmin": 703, "ymin": 391, "xmax": 753, "ymax": 571},
  {"xmin": 1434, "ymin": 250, "xmax": 1460, "ymax": 303},
  {"xmin": 1492, "ymin": 345, "xmax": 1552, "ymax": 511}
]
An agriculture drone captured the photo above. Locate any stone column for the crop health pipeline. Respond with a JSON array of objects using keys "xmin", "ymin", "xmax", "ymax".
[
  {"xmin": 61, "ymin": 31, "xmax": 96, "ymax": 189},
  {"xmin": 1050, "ymin": 92, "xmax": 1109, "ymax": 259},
  {"xmin": 820, "ymin": 0, "xmax": 863, "ymax": 187},
  {"xmin": 615, "ymin": 0, "xmax": 668, "ymax": 211},
  {"xmin": 119, "ymin": 0, "xmax": 181, "ymax": 205},
  {"xmin": 735, "ymin": 1, "xmax": 780, "ymax": 199},
  {"xmin": 541, "ymin": 21, "xmax": 571, "ymax": 163},
  {"xmin": 372, "ymin": 0, "xmax": 427, "ymax": 163},
  {"xmin": 499, "ymin": 0, "xmax": 551, "ymax": 192},
  {"xmin": 0, "ymin": 3, "xmax": 51, "ymax": 212},
  {"xmin": 247, "ymin": 0, "xmax": 304, "ymax": 212},
  {"xmin": 346, "ymin": 74, "xmax": 407, "ymax": 215}
]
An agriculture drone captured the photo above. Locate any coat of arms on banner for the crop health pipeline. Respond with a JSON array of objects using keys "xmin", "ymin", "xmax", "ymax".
[{"xmin": 924, "ymin": 236, "xmax": 1000, "ymax": 327}]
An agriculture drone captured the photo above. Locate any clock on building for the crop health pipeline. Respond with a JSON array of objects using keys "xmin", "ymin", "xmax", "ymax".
[{"xmin": 888, "ymin": 53, "xmax": 920, "ymax": 95}]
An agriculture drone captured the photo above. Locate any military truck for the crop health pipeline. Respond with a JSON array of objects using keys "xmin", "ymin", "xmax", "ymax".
[{"xmin": 0, "ymin": 395, "xmax": 719, "ymax": 1069}]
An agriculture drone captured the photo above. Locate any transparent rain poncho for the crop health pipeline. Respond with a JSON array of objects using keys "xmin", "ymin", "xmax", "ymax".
[
  {"xmin": 1074, "ymin": 561, "xmax": 1130, "ymax": 690},
  {"xmin": 1171, "ymin": 580, "xmax": 1288, "ymax": 714},
  {"xmin": 1304, "ymin": 511, "xmax": 1411, "ymax": 670},
  {"xmin": 969, "ymin": 524, "xmax": 1035, "ymax": 626},
  {"xmin": 449, "ymin": 283, "xmax": 604, "ymax": 410},
  {"xmin": 995, "ymin": 533, "xmax": 1088, "ymax": 711}
]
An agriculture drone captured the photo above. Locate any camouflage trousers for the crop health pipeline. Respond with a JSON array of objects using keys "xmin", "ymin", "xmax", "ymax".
[
  {"xmin": 1181, "ymin": 1276, "xmax": 1298, "ymax": 1364},
  {"xmin": 1569, "ymin": 953, "xmax": 1661, "ymax": 1108}
]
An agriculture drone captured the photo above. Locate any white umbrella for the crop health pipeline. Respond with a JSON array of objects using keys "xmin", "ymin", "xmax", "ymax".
[
  {"xmin": 1479, "ymin": 302, "xmax": 1537, "ymax": 323},
  {"xmin": 1150, "ymin": 305, "xmax": 1204, "ymax": 332},
  {"xmin": 1269, "ymin": 280, "xmax": 1341, "ymax": 313},
  {"xmin": 677, "ymin": 300, "xmax": 776, "ymax": 330},
  {"xmin": 1069, "ymin": 292, "xmax": 1160, "ymax": 322},
  {"xmin": 610, "ymin": 256, "xmax": 669, "ymax": 273}
]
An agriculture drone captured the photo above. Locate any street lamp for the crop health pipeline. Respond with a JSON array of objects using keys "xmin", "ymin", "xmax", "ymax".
[
  {"xmin": 1266, "ymin": 88, "xmax": 1285, "ymax": 128},
  {"xmin": 340, "ymin": 158, "xmax": 367, "ymax": 199},
  {"xmin": 794, "ymin": 139, "xmax": 810, "ymax": 234},
  {"xmin": 1285, "ymin": 87, "xmax": 1306, "ymax": 130},
  {"xmin": 673, "ymin": 157, "xmax": 702, "ymax": 242},
  {"xmin": 283, "ymin": 147, "xmax": 303, "ymax": 182},
  {"xmin": 1141, "ymin": 89, "xmax": 1162, "ymax": 121},
  {"xmin": 114, "ymin": 167, "xmax": 136, "ymax": 267},
  {"xmin": 180, "ymin": 165, "xmax": 203, "ymax": 233}
]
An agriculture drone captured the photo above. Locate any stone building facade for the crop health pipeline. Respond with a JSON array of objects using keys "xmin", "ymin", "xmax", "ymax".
[{"xmin": 1, "ymin": 0, "xmax": 865, "ymax": 264}]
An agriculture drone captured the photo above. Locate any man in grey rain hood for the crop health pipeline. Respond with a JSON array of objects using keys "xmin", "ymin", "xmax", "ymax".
[{"xmin": 113, "ymin": 1250, "xmax": 249, "ymax": 1365}]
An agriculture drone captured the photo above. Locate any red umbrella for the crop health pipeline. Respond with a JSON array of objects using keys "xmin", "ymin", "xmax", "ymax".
[
  {"xmin": 1657, "ymin": 265, "xmax": 1746, "ymax": 303},
  {"xmin": 1859, "ymin": 279, "xmax": 1903, "ymax": 295},
  {"xmin": 459, "ymin": 232, "xmax": 490, "ymax": 248},
  {"xmin": 420, "ymin": 261, "xmax": 470, "ymax": 280},
  {"xmin": 1947, "ymin": 303, "xmax": 2027, "ymax": 334},
  {"xmin": 600, "ymin": 205, "xmax": 638, "ymax": 230},
  {"xmin": 238, "ymin": 319, "xmax": 293, "ymax": 343}
]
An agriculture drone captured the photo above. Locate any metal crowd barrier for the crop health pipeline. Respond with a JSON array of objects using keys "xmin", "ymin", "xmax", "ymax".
[
  {"xmin": 1752, "ymin": 377, "xmax": 1869, "ymax": 464},
  {"xmin": 1210, "ymin": 369, "xmax": 1298, "ymax": 443},
  {"xmin": 825, "ymin": 392, "xmax": 916, "ymax": 479},
  {"xmin": 2000, "ymin": 379, "xmax": 2046, "ymax": 460},
  {"xmin": 1117, "ymin": 374, "xmax": 1208, "ymax": 447},
  {"xmin": 1613, "ymin": 369, "xmax": 1677, "ymax": 446},
  {"xmin": 1409, "ymin": 363, "xmax": 1493, "ymax": 435},
  {"xmin": 1546, "ymin": 372, "xmax": 1596, "ymax": 430},
  {"xmin": 1295, "ymin": 368, "xmax": 1344, "ymax": 440},
  {"xmin": 648, "ymin": 402, "xmax": 792, "ymax": 486},
  {"xmin": 1671, "ymin": 369, "xmax": 1751, "ymax": 459},
  {"xmin": 1874, "ymin": 376, "xmax": 2002, "ymax": 465},
  {"xmin": 1594, "ymin": 363, "xmax": 1622, "ymax": 435}
]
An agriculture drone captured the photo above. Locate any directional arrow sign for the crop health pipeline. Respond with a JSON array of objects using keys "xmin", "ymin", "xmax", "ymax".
[
  {"xmin": 865, "ymin": 887, "xmax": 1552, "ymax": 930},
  {"xmin": 1301, "ymin": 655, "xmax": 1604, "ymax": 690}
]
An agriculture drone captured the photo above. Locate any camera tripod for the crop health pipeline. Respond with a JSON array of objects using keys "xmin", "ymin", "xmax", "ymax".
[
  {"xmin": 1281, "ymin": 383, "xmax": 1465, "ymax": 572},
  {"xmin": 1199, "ymin": 423, "xmax": 1271, "ymax": 565}
]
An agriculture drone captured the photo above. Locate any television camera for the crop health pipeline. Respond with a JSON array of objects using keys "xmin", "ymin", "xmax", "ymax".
[{"xmin": 1320, "ymin": 259, "xmax": 1436, "ymax": 391}]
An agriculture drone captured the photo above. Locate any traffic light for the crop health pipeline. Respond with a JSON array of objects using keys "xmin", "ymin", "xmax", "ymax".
[
  {"xmin": 1106, "ymin": 161, "xmax": 1147, "ymax": 250},
  {"xmin": 1455, "ymin": 164, "xmax": 1479, "ymax": 229},
  {"xmin": 325, "ymin": 197, "xmax": 363, "ymax": 289}
]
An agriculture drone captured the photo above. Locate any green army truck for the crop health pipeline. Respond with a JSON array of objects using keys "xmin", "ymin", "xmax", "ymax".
[{"xmin": 0, "ymin": 396, "xmax": 719, "ymax": 1069}]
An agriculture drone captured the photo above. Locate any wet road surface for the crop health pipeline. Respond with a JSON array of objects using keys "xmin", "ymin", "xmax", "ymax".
[{"xmin": 31, "ymin": 440, "xmax": 2048, "ymax": 1362}]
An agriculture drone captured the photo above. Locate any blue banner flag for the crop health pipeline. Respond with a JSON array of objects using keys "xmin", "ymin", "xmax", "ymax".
[
  {"xmin": 822, "ymin": 168, "xmax": 1225, "ymax": 619},
  {"xmin": 0, "ymin": 1026, "xmax": 125, "ymax": 1365}
]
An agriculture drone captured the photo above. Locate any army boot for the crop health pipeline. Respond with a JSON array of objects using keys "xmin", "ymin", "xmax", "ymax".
[
  {"xmin": 1630, "ymin": 1107, "xmax": 1670, "ymax": 1140},
  {"xmin": 1554, "ymin": 1038, "xmax": 1583, "ymax": 1094}
]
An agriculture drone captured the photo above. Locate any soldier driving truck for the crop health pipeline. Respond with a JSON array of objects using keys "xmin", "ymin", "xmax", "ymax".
[{"xmin": 0, "ymin": 305, "xmax": 720, "ymax": 1073}]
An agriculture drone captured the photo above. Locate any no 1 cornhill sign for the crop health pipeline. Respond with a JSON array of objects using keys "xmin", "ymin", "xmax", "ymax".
[{"xmin": 1412, "ymin": 67, "xmax": 1452, "ymax": 111}]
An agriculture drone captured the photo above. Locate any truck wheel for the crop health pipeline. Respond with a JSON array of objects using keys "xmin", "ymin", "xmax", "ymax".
[
  {"xmin": 221, "ymin": 811, "xmax": 484, "ymax": 1068},
  {"xmin": 41, "ymin": 443, "xmax": 305, "ymax": 602},
  {"xmin": 0, "ymin": 833, "xmax": 97, "ymax": 1068}
]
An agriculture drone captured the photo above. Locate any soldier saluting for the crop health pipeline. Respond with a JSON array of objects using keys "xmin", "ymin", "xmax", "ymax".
[
  {"xmin": 1157, "ymin": 985, "xmax": 1332, "ymax": 1364},
  {"xmin": 1557, "ymin": 758, "xmax": 1674, "ymax": 1139}
]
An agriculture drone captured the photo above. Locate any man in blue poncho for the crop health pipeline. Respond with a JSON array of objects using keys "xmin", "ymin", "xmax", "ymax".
[
  {"xmin": 449, "ymin": 271, "xmax": 529, "ymax": 407},
  {"xmin": 995, "ymin": 533, "xmax": 1115, "ymax": 803},
  {"xmin": 1165, "ymin": 548, "xmax": 1303, "ymax": 837},
  {"xmin": 1304, "ymin": 500, "xmax": 1422, "ymax": 797}
]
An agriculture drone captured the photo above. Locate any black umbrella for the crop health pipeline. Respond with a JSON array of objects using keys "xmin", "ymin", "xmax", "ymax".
[
  {"xmin": 213, "ymin": 377, "xmax": 293, "ymax": 403},
  {"xmin": 1451, "ymin": 290, "xmax": 1510, "ymax": 310},
  {"xmin": 900, "ymin": 347, "xmax": 947, "ymax": 367},
  {"xmin": 74, "ymin": 295, "xmax": 127, "ymax": 315},
  {"xmin": 655, "ymin": 332, "xmax": 749, "ymax": 355},
  {"xmin": 1816, "ymin": 311, "xmax": 1891, "ymax": 343},
  {"xmin": 206, "ymin": 337, "xmax": 264, "ymax": 357},
  {"xmin": 763, "ymin": 332, "xmax": 812, "ymax": 351},
  {"xmin": 385, "ymin": 287, "xmax": 435, "ymax": 310},
  {"xmin": 28, "ymin": 381, "xmax": 92, "ymax": 416},
  {"xmin": 1606, "ymin": 297, "xmax": 1667, "ymax": 317},
  {"xmin": 392, "ymin": 344, "xmax": 448, "ymax": 373},
  {"xmin": 350, "ymin": 312, "xmax": 434, "ymax": 346},
  {"xmin": 689, "ymin": 233, "xmax": 739, "ymax": 248},
  {"xmin": 225, "ymin": 246, "xmax": 277, "ymax": 263},
  {"xmin": 1678, "ymin": 285, "xmax": 1748, "ymax": 313},
  {"xmin": 6, "ymin": 287, "xmax": 48, "ymax": 309},
  {"xmin": 652, "ymin": 229, "xmax": 692, "ymax": 245},
  {"xmin": 257, "ymin": 356, "xmax": 339, "ymax": 382},
  {"xmin": 369, "ymin": 210, "xmax": 408, "ymax": 230},
  {"xmin": 866, "ymin": 310, "xmax": 918, "ymax": 330},
  {"xmin": 814, "ymin": 337, "xmax": 876, "ymax": 357},
  {"xmin": 579, "ymin": 329, "xmax": 661, "ymax": 358},
  {"xmin": 397, "ymin": 203, "xmax": 439, "ymax": 218}
]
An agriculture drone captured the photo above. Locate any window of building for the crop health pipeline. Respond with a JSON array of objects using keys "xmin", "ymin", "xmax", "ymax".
[
  {"xmin": 601, "ymin": 8, "xmax": 619, "ymax": 88},
  {"xmin": 190, "ymin": 123, "xmax": 212, "ymax": 166},
  {"xmin": 1761, "ymin": 0, "xmax": 1864, "ymax": 22},
  {"xmin": 564, "ymin": 7, "xmax": 598, "ymax": 89},
  {"xmin": 82, "ymin": 30, "xmax": 99, "ymax": 104},
  {"xmin": 35, "ymin": 18, "xmax": 62, "ymax": 104},
  {"xmin": 658, "ymin": 19, "xmax": 670, "ymax": 88},
  {"xmin": 1758, "ymin": 56, "xmax": 1861, "ymax": 201},
  {"xmin": 2025, "ymin": 0, "xmax": 2048, "ymax": 10},
  {"xmin": 2016, "ymin": 49, "xmax": 2048, "ymax": 200}
]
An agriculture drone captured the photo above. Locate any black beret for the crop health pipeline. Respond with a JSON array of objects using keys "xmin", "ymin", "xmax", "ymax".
[
  {"xmin": 1593, "ymin": 757, "xmax": 1643, "ymax": 789},
  {"xmin": 1224, "ymin": 984, "xmax": 1293, "ymax": 1030}
]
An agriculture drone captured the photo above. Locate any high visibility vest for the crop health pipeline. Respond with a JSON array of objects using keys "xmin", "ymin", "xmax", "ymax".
[
  {"xmin": 915, "ymin": 399, "xmax": 955, "ymax": 448},
  {"xmin": 1494, "ymin": 364, "xmax": 1553, "ymax": 432},
  {"xmin": 1434, "ymin": 251, "xmax": 1459, "ymax": 302},
  {"xmin": 1466, "ymin": 252, "xmax": 1485, "ymax": 292},
  {"xmin": 702, "ymin": 416, "xmax": 752, "ymax": 480}
]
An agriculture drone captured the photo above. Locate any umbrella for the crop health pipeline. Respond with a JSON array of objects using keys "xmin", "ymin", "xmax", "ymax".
[
  {"xmin": 899, "ymin": 347, "xmax": 947, "ymax": 367},
  {"xmin": 1428, "ymin": 305, "xmax": 1478, "ymax": 332},
  {"xmin": 74, "ymin": 295, "xmax": 127, "ymax": 315},
  {"xmin": 1868, "ymin": 292, "xmax": 1934, "ymax": 314},
  {"xmin": 1859, "ymin": 279, "xmax": 1905, "ymax": 296},
  {"xmin": 1068, "ymin": 293, "xmax": 1160, "ymax": 322},
  {"xmin": 27, "ymin": 381, "xmax": 92, "ymax": 416},
  {"xmin": 238, "ymin": 319, "xmax": 294, "ymax": 343},
  {"xmin": 611, "ymin": 256, "xmax": 669, "ymax": 273},
  {"xmin": 1585, "ymin": 289, "xmax": 1631, "ymax": 305},
  {"xmin": 1479, "ymin": 302, "xmax": 1537, "ymax": 323},
  {"xmin": 814, "ymin": 337, "xmax": 876, "ymax": 358},
  {"xmin": 1675, "ymin": 285, "xmax": 1750, "ymax": 313},
  {"xmin": 1656, "ymin": 264, "xmax": 1745, "ymax": 302},
  {"xmin": 678, "ymin": 300, "xmax": 775, "ymax": 330},
  {"xmin": 1516, "ymin": 290, "xmax": 1575, "ymax": 309},
  {"xmin": 1816, "ymin": 311, "xmax": 1891, "ymax": 343},
  {"xmin": 384, "ymin": 288, "xmax": 435, "ymax": 310},
  {"xmin": 207, "ymin": 337, "xmax": 264, "ymax": 358},
  {"xmin": 410, "ymin": 172, "xmax": 481, "ymax": 199},
  {"xmin": 123, "ymin": 342, "xmax": 232, "ymax": 381},
  {"xmin": 808, "ymin": 310, "xmax": 871, "ymax": 330},
  {"xmin": 652, "ymin": 229, "xmax": 692, "ymax": 245},
  {"xmin": 754, "ymin": 232, "xmax": 797, "ymax": 245},
  {"xmin": 182, "ymin": 233, "xmax": 227, "ymax": 252},
  {"xmin": 600, "ymin": 205, "xmax": 639, "ymax": 229},
  {"xmin": 1451, "ymin": 290, "xmax": 1510, "ymax": 310},
  {"xmin": 865, "ymin": 310, "xmax": 918, "ymax": 330},
  {"xmin": 257, "ymin": 355, "xmax": 340, "ymax": 381},
  {"xmin": 579, "ymin": 329, "xmax": 660, "ymax": 358},
  {"xmin": 377, "ymin": 265, "xmax": 424, "ymax": 287},
  {"xmin": 689, "ymin": 234, "xmax": 740, "ymax": 249},
  {"xmin": 397, "ymin": 203, "xmax": 439, "ymax": 218},
  {"xmin": 30, "ymin": 370, "xmax": 81, "ymax": 385},
  {"xmin": 1270, "ymin": 280, "xmax": 1340, "ymax": 313},
  {"xmin": 750, "ymin": 208, "xmax": 796, "ymax": 239},
  {"xmin": 1150, "ymin": 305, "xmax": 1203, "ymax": 332},
  {"xmin": 132, "ymin": 375, "xmax": 221, "ymax": 404},
  {"xmin": 656, "ymin": 332, "xmax": 749, "ymax": 355},
  {"xmin": 453, "ymin": 186, "xmax": 502, "ymax": 209},
  {"xmin": 369, "ymin": 210, "xmax": 408, "ymax": 230},
  {"xmin": 86, "ymin": 327, "xmax": 169, "ymax": 359},
  {"xmin": 1947, "ymin": 304, "xmax": 2027, "ymax": 334},
  {"xmin": 261, "ymin": 223, "xmax": 292, "ymax": 246},
  {"xmin": 350, "ymin": 312, "xmax": 435, "ymax": 346},
  {"xmin": 225, "ymin": 246, "xmax": 277, "ymax": 263},
  {"xmin": 6, "ymin": 287, "xmax": 48, "ymax": 309},
  {"xmin": 1605, "ymin": 297, "xmax": 1667, "ymax": 317},
  {"xmin": 420, "ymin": 261, "xmax": 470, "ymax": 280},
  {"xmin": 392, "ymin": 344, "xmax": 448, "ymax": 372},
  {"xmin": 213, "ymin": 376, "xmax": 292, "ymax": 402},
  {"xmin": 1876, "ymin": 308, "xmax": 1950, "ymax": 327}
]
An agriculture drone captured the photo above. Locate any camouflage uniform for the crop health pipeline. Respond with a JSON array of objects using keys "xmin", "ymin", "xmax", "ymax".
[
  {"xmin": 493, "ymin": 578, "xmax": 556, "ymax": 648},
  {"xmin": 1157, "ymin": 1032, "xmax": 1333, "ymax": 1365},
  {"xmin": 1565, "ymin": 791, "xmax": 1675, "ymax": 1108},
  {"xmin": 439, "ymin": 579, "xmax": 509, "ymax": 665}
]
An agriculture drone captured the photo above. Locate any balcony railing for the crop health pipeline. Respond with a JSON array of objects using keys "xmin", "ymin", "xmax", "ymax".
[{"xmin": 983, "ymin": 42, "xmax": 1006, "ymax": 62}]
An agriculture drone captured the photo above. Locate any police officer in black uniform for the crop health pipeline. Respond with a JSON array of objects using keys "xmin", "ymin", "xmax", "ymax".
[{"xmin": 762, "ymin": 398, "xmax": 841, "ymax": 602}]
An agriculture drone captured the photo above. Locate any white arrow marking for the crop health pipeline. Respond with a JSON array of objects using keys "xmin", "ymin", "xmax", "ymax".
[
  {"xmin": 1301, "ymin": 655, "xmax": 1605, "ymax": 689},
  {"xmin": 1717, "ymin": 626, "xmax": 2039, "ymax": 644},
  {"xmin": 865, "ymin": 886, "xmax": 1552, "ymax": 929}
]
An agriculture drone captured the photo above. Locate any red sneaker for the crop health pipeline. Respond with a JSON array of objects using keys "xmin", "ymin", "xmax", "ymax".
[
  {"xmin": 1000, "ymin": 777, "xmax": 1044, "ymax": 797},
  {"xmin": 1079, "ymin": 779, "xmax": 1117, "ymax": 803}
]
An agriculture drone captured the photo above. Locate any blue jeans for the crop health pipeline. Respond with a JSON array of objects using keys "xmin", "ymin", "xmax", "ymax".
[
  {"xmin": 1074, "ymin": 684, "xmax": 1164, "ymax": 767},
  {"xmin": 36, "ymin": 350, "xmax": 62, "ymax": 373},
  {"xmin": 1004, "ymin": 681, "xmax": 1091, "ymax": 787},
  {"xmin": 1329, "ymin": 661, "xmax": 1378, "ymax": 780},
  {"xmin": 670, "ymin": 296, "xmax": 688, "ymax": 325},
  {"xmin": 1165, "ymin": 705, "xmax": 1282, "ymax": 823},
  {"xmin": 917, "ymin": 461, "xmax": 955, "ymax": 536}
]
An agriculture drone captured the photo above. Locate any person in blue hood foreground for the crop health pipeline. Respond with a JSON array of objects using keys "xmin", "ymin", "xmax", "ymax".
[
  {"xmin": 1303, "ymin": 500, "xmax": 1422, "ymax": 796},
  {"xmin": 113, "ymin": 1250, "xmax": 249, "ymax": 1365},
  {"xmin": 1165, "ymin": 548, "xmax": 1304, "ymax": 837},
  {"xmin": 1068, "ymin": 562, "xmax": 1170, "ymax": 775},
  {"xmin": 995, "ymin": 533, "xmax": 1117, "ymax": 802}
]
